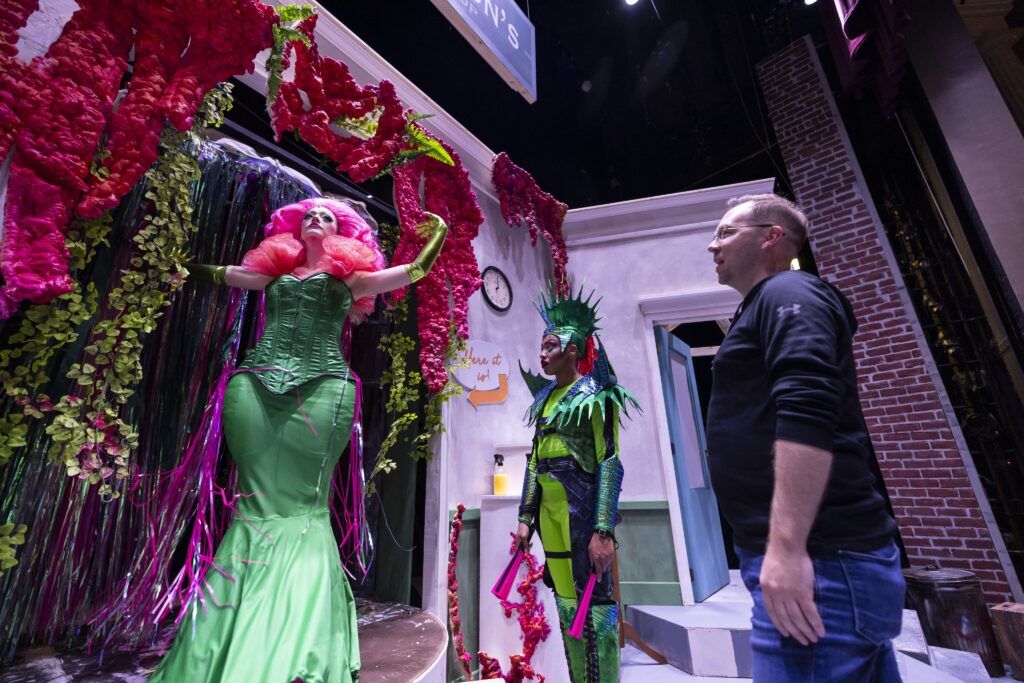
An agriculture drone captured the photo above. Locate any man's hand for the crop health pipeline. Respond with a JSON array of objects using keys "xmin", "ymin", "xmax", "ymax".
[
  {"xmin": 588, "ymin": 534, "xmax": 614, "ymax": 576},
  {"xmin": 760, "ymin": 546, "xmax": 825, "ymax": 646},
  {"xmin": 514, "ymin": 522, "xmax": 531, "ymax": 553}
]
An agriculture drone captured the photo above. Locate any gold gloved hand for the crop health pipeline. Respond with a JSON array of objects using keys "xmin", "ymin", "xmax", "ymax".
[{"xmin": 404, "ymin": 212, "xmax": 448, "ymax": 283}]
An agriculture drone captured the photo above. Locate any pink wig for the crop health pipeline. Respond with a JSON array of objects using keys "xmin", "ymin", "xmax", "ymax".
[
  {"xmin": 241, "ymin": 198, "xmax": 387, "ymax": 320},
  {"xmin": 264, "ymin": 197, "xmax": 386, "ymax": 270}
]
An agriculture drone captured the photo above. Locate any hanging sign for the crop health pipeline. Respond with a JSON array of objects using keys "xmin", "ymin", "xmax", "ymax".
[
  {"xmin": 453, "ymin": 339, "xmax": 511, "ymax": 408},
  {"xmin": 429, "ymin": 0, "xmax": 537, "ymax": 103}
]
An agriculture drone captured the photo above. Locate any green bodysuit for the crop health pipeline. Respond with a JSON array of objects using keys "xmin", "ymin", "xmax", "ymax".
[
  {"xmin": 519, "ymin": 369, "xmax": 636, "ymax": 683},
  {"xmin": 151, "ymin": 273, "xmax": 360, "ymax": 683}
]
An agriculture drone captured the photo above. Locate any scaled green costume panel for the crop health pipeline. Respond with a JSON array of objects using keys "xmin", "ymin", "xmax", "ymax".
[
  {"xmin": 150, "ymin": 275, "xmax": 361, "ymax": 682},
  {"xmin": 523, "ymin": 381, "xmax": 626, "ymax": 683},
  {"xmin": 554, "ymin": 597, "xmax": 620, "ymax": 683}
]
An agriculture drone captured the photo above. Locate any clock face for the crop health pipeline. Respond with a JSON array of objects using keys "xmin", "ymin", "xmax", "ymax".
[{"xmin": 481, "ymin": 266, "xmax": 512, "ymax": 311}]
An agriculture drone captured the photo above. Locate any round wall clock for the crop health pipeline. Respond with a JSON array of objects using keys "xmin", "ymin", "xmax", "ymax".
[{"xmin": 481, "ymin": 266, "xmax": 513, "ymax": 312}]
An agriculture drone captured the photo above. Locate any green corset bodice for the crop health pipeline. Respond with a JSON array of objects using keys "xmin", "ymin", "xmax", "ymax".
[{"xmin": 239, "ymin": 273, "xmax": 353, "ymax": 394}]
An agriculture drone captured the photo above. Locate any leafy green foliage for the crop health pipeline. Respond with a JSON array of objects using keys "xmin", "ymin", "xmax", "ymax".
[
  {"xmin": 275, "ymin": 3, "xmax": 315, "ymax": 23},
  {"xmin": 369, "ymin": 288, "xmax": 420, "ymax": 492},
  {"xmin": 369, "ymin": 119, "xmax": 456, "ymax": 181},
  {"xmin": 332, "ymin": 108, "xmax": 383, "ymax": 140},
  {"xmin": 0, "ymin": 218, "xmax": 107, "ymax": 467},
  {"xmin": 265, "ymin": 5, "xmax": 316, "ymax": 106},
  {"xmin": 43, "ymin": 84, "xmax": 234, "ymax": 500},
  {"xmin": 0, "ymin": 523, "xmax": 28, "ymax": 578},
  {"xmin": 406, "ymin": 123, "xmax": 454, "ymax": 166}
]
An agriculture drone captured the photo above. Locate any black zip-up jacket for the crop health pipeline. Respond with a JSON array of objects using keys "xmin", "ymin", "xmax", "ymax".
[{"xmin": 706, "ymin": 270, "xmax": 897, "ymax": 555}]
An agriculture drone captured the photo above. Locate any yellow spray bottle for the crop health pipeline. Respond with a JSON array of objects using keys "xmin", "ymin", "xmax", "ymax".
[{"xmin": 493, "ymin": 453, "xmax": 508, "ymax": 495}]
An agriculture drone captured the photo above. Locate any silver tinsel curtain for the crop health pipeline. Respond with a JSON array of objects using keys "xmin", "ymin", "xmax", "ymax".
[{"xmin": 0, "ymin": 140, "xmax": 318, "ymax": 661}]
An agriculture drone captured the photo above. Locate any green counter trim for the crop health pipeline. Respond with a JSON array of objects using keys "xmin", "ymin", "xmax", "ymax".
[
  {"xmin": 619, "ymin": 581, "xmax": 683, "ymax": 606},
  {"xmin": 619, "ymin": 500, "xmax": 669, "ymax": 511}
]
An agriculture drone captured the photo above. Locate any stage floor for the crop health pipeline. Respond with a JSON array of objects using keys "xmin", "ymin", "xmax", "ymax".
[{"xmin": 0, "ymin": 600, "xmax": 446, "ymax": 682}]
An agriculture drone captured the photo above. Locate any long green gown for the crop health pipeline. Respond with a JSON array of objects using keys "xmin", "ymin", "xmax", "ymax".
[{"xmin": 150, "ymin": 273, "xmax": 360, "ymax": 683}]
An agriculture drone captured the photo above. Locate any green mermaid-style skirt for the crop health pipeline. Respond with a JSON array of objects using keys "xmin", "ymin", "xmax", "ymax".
[{"xmin": 150, "ymin": 373, "xmax": 359, "ymax": 683}]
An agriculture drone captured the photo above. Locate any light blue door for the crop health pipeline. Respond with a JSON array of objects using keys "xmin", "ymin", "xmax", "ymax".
[{"xmin": 655, "ymin": 326, "xmax": 729, "ymax": 602}]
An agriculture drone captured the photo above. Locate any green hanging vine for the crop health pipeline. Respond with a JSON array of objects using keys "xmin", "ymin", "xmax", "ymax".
[
  {"xmin": 0, "ymin": 523, "xmax": 27, "ymax": 572},
  {"xmin": 369, "ymin": 227, "xmax": 466, "ymax": 496},
  {"xmin": 42, "ymin": 84, "xmax": 234, "ymax": 500},
  {"xmin": 265, "ymin": 4, "xmax": 317, "ymax": 107},
  {"xmin": 0, "ymin": 220, "xmax": 109, "ymax": 466}
]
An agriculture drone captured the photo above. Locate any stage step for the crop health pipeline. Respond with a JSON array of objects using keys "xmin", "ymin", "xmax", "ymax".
[{"xmin": 625, "ymin": 570, "xmax": 986, "ymax": 681}]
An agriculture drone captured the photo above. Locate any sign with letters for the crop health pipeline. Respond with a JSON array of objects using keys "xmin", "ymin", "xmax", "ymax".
[
  {"xmin": 430, "ymin": 0, "xmax": 538, "ymax": 103},
  {"xmin": 452, "ymin": 339, "xmax": 511, "ymax": 408}
]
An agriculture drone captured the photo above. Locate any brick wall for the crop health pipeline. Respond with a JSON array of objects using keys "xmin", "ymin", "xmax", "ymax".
[{"xmin": 757, "ymin": 36, "xmax": 1017, "ymax": 601}]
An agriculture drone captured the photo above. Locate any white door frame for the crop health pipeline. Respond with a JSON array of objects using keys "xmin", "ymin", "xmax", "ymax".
[{"xmin": 639, "ymin": 288, "xmax": 740, "ymax": 605}]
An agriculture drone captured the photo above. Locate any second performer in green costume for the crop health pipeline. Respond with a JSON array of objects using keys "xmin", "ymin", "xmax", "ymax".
[{"xmin": 514, "ymin": 285, "xmax": 639, "ymax": 683}]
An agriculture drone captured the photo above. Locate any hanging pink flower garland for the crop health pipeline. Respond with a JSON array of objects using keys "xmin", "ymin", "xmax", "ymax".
[
  {"xmin": 491, "ymin": 151, "xmax": 570, "ymax": 296},
  {"xmin": 391, "ymin": 133, "xmax": 483, "ymax": 393},
  {"xmin": 0, "ymin": 0, "xmax": 277, "ymax": 317},
  {"xmin": 0, "ymin": 0, "xmax": 135, "ymax": 317},
  {"xmin": 268, "ymin": 14, "xmax": 407, "ymax": 183},
  {"xmin": 76, "ymin": 0, "xmax": 278, "ymax": 218}
]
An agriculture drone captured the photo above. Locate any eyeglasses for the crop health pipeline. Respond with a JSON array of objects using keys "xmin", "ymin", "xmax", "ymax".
[{"xmin": 711, "ymin": 223, "xmax": 776, "ymax": 243}]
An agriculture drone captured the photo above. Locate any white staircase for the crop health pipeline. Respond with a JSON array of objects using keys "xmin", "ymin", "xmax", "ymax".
[{"xmin": 620, "ymin": 571, "xmax": 1003, "ymax": 682}]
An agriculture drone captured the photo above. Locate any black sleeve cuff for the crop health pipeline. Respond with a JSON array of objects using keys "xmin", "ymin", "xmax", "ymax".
[{"xmin": 775, "ymin": 417, "xmax": 835, "ymax": 452}]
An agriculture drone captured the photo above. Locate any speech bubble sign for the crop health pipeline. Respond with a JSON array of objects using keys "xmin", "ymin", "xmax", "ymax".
[{"xmin": 453, "ymin": 339, "xmax": 511, "ymax": 392}]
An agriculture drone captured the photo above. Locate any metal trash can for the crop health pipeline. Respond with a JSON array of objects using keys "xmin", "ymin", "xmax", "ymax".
[{"xmin": 904, "ymin": 567, "xmax": 1004, "ymax": 677}]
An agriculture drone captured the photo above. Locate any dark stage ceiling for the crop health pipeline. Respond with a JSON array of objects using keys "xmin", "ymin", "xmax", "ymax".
[{"xmin": 324, "ymin": 0, "xmax": 824, "ymax": 208}]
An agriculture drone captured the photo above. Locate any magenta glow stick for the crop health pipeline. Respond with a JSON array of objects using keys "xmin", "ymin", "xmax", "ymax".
[
  {"xmin": 568, "ymin": 573, "xmax": 597, "ymax": 639},
  {"xmin": 492, "ymin": 550, "xmax": 524, "ymax": 600}
]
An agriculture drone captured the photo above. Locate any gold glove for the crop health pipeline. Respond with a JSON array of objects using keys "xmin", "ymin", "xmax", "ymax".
[{"xmin": 404, "ymin": 212, "xmax": 448, "ymax": 283}]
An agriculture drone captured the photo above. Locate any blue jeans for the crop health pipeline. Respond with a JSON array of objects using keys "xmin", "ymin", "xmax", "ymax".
[{"xmin": 736, "ymin": 541, "xmax": 905, "ymax": 682}]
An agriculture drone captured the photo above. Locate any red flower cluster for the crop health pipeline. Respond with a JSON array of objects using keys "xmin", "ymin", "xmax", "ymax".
[
  {"xmin": 479, "ymin": 652, "xmax": 545, "ymax": 683},
  {"xmin": 446, "ymin": 503, "xmax": 474, "ymax": 681},
  {"xmin": 476, "ymin": 537, "xmax": 550, "ymax": 683},
  {"xmin": 491, "ymin": 151, "xmax": 570, "ymax": 296},
  {"xmin": 0, "ymin": 0, "xmax": 277, "ymax": 317},
  {"xmin": 392, "ymin": 133, "xmax": 483, "ymax": 393},
  {"xmin": 0, "ymin": 0, "xmax": 39, "ymax": 157},
  {"xmin": 77, "ymin": 0, "xmax": 277, "ymax": 219},
  {"xmin": 269, "ymin": 15, "xmax": 406, "ymax": 183},
  {"xmin": 0, "ymin": 0, "xmax": 135, "ymax": 317}
]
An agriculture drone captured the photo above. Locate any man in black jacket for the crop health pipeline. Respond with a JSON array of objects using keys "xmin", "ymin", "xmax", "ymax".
[{"xmin": 706, "ymin": 193, "xmax": 903, "ymax": 681}]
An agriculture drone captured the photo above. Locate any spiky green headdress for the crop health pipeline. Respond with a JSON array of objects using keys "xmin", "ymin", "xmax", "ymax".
[{"xmin": 537, "ymin": 282, "xmax": 600, "ymax": 353}]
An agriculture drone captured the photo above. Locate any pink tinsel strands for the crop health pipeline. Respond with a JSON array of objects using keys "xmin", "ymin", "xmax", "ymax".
[
  {"xmin": 491, "ymin": 152, "xmax": 570, "ymax": 297},
  {"xmin": 392, "ymin": 134, "xmax": 484, "ymax": 393},
  {"xmin": 0, "ymin": 0, "xmax": 277, "ymax": 317},
  {"xmin": 268, "ymin": 15, "xmax": 406, "ymax": 183},
  {"xmin": 87, "ymin": 292, "xmax": 248, "ymax": 648},
  {"xmin": 447, "ymin": 503, "xmax": 474, "ymax": 680}
]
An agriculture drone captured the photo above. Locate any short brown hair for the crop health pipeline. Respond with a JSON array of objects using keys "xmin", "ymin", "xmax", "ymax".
[{"xmin": 727, "ymin": 193, "xmax": 808, "ymax": 250}]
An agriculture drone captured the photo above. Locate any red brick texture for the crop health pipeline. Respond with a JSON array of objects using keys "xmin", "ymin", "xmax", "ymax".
[{"xmin": 757, "ymin": 37, "xmax": 1014, "ymax": 601}]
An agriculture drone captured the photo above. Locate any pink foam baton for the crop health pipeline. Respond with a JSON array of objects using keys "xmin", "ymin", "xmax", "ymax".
[
  {"xmin": 568, "ymin": 573, "xmax": 598, "ymax": 639},
  {"xmin": 491, "ymin": 550, "xmax": 525, "ymax": 600}
]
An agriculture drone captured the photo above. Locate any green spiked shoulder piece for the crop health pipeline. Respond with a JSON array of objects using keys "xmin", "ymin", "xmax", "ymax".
[{"xmin": 520, "ymin": 340, "xmax": 640, "ymax": 428}]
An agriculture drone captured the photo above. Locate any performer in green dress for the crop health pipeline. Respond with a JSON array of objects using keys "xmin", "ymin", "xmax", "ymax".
[
  {"xmin": 151, "ymin": 198, "xmax": 446, "ymax": 683},
  {"xmin": 514, "ymin": 285, "xmax": 639, "ymax": 683}
]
